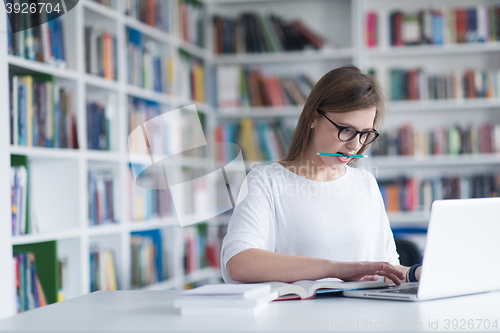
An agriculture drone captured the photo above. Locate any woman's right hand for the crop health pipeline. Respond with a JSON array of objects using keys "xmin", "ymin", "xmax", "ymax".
[{"xmin": 332, "ymin": 261, "xmax": 405, "ymax": 285}]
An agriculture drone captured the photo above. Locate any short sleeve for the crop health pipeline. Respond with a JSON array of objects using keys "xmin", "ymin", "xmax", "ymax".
[{"xmin": 220, "ymin": 166, "xmax": 277, "ymax": 283}]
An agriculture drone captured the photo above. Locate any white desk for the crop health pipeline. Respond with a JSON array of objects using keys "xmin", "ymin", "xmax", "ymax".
[{"xmin": 0, "ymin": 290, "xmax": 499, "ymax": 332}]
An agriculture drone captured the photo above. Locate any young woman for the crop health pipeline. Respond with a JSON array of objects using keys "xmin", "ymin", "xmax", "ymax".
[{"xmin": 220, "ymin": 65, "xmax": 421, "ymax": 286}]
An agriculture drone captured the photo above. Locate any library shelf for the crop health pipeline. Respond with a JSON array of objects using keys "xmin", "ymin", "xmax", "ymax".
[
  {"xmin": 366, "ymin": 154, "xmax": 500, "ymax": 168},
  {"xmin": 81, "ymin": 0, "xmax": 120, "ymax": 20},
  {"xmin": 84, "ymin": 151, "xmax": 123, "ymax": 163},
  {"xmin": 128, "ymin": 218, "xmax": 180, "ymax": 232},
  {"xmin": 8, "ymin": 55, "xmax": 78, "ymax": 80},
  {"xmin": 216, "ymin": 106, "xmax": 303, "ymax": 119},
  {"xmin": 11, "ymin": 229, "xmax": 82, "ymax": 246},
  {"xmin": 389, "ymin": 99, "xmax": 500, "ymax": 113},
  {"xmin": 83, "ymin": 74, "xmax": 120, "ymax": 91},
  {"xmin": 10, "ymin": 146, "xmax": 81, "ymax": 160},
  {"xmin": 367, "ymin": 41, "xmax": 500, "ymax": 58},
  {"xmin": 87, "ymin": 224, "xmax": 123, "ymax": 237},
  {"xmin": 213, "ymin": 47, "xmax": 354, "ymax": 65}
]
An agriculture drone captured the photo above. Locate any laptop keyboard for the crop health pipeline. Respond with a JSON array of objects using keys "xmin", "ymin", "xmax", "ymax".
[{"xmin": 383, "ymin": 286, "xmax": 419, "ymax": 295}]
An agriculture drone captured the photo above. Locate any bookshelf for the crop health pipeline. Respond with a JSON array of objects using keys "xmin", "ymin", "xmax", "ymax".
[
  {"xmin": 0, "ymin": 0, "xmax": 225, "ymax": 320},
  {"xmin": 2, "ymin": 0, "xmax": 500, "ymax": 320}
]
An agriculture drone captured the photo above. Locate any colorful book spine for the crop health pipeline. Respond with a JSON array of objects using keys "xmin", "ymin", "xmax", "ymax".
[
  {"xmin": 371, "ymin": 123, "xmax": 500, "ymax": 157},
  {"xmin": 370, "ymin": 5, "xmax": 500, "ymax": 47},
  {"xmin": 89, "ymin": 249, "xmax": 118, "ymax": 292},
  {"xmin": 10, "ymin": 75, "xmax": 78, "ymax": 149},
  {"xmin": 127, "ymin": 165, "xmax": 174, "ymax": 222},
  {"xmin": 87, "ymin": 98, "xmax": 115, "ymax": 151},
  {"xmin": 379, "ymin": 173, "xmax": 500, "ymax": 214},
  {"xmin": 130, "ymin": 229, "xmax": 164, "ymax": 288},
  {"xmin": 213, "ymin": 13, "xmax": 326, "ymax": 54},
  {"xmin": 215, "ymin": 119, "xmax": 295, "ymax": 163},
  {"xmin": 216, "ymin": 66, "xmax": 315, "ymax": 108},
  {"xmin": 124, "ymin": 0, "xmax": 171, "ymax": 32},
  {"xmin": 7, "ymin": 11, "xmax": 66, "ymax": 67},
  {"xmin": 84, "ymin": 26, "xmax": 117, "ymax": 80},
  {"xmin": 179, "ymin": 52, "xmax": 205, "ymax": 102},
  {"xmin": 88, "ymin": 170, "xmax": 117, "ymax": 226},
  {"xmin": 179, "ymin": 0, "xmax": 205, "ymax": 48},
  {"xmin": 126, "ymin": 28, "xmax": 175, "ymax": 94},
  {"xmin": 183, "ymin": 224, "xmax": 227, "ymax": 276},
  {"xmin": 384, "ymin": 68, "xmax": 500, "ymax": 101}
]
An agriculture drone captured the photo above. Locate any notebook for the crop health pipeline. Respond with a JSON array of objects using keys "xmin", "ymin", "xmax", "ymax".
[{"xmin": 343, "ymin": 198, "xmax": 500, "ymax": 301}]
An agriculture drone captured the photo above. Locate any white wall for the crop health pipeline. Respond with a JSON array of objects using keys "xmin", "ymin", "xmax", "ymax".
[{"xmin": 0, "ymin": 4, "xmax": 16, "ymax": 319}]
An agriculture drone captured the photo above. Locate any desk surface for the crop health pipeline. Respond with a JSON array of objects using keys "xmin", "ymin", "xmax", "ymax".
[{"xmin": 0, "ymin": 290, "xmax": 499, "ymax": 333}]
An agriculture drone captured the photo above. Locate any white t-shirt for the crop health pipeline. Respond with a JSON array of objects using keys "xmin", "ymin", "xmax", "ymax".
[{"xmin": 220, "ymin": 162, "xmax": 400, "ymax": 284}]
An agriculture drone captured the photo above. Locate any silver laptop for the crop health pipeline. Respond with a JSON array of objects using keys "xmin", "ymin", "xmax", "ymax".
[{"xmin": 343, "ymin": 197, "xmax": 500, "ymax": 301}]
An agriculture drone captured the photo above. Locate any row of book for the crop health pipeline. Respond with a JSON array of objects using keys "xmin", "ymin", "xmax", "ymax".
[
  {"xmin": 13, "ymin": 252, "xmax": 47, "ymax": 313},
  {"xmin": 213, "ymin": 13, "xmax": 325, "ymax": 54},
  {"xmin": 216, "ymin": 67, "xmax": 315, "ymax": 108},
  {"xmin": 9, "ymin": 75, "xmax": 79, "ymax": 148},
  {"xmin": 215, "ymin": 119, "xmax": 296, "ymax": 162},
  {"xmin": 386, "ymin": 68, "xmax": 500, "ymax": 101},
  {"xmin": 379, "ymin": 173, "xmax": 500, "ymax": 213},
  {"xmin": 131, "ymin": 229, "xmax": 165, "ymax": 288},
  {"xmin": 11, "ymin": 165, "xmax": 28, "ymax": 236},
  {"xmin": 89, "ymin": 248, "xmax": 118, "ymax": 292},
  {"xmin": 126, "ymin": 28, "xmax": 176, "ymax": 94},
  {"xmin": 87, "ymin": 97, "xmax": 115, "ymax": 151},
  {"xmin": 179, "ymin": 0, "xmax": 205, "ymax": 48},
  {"xmin": 371, "ymin": 123, "xmax": 500, "ymax": 157},
  {"xmin": 183, "ymin": 224, "xmax": 227, "ymax": 274},
  {"xmin": 127, "ymin": 97, "xmax": 172, "ymax": 156},
  {"xmin": 6, "ymin": 4, "xmax": 67, "ymax": 67},
  {"xmin": 366, "ymin": 6, "xmax": 500, "ymax": 47},
  {"xmin": 127, "ymin": 166, "xmax": 174, "ymax": 222},
  {"xmin": 84, "ymin": 26, "xmax": 118, "ymax": 80},
  {"xmin": 124, "ymin": 0, "xmax": 171, "ymax": 32},
  {"xmin": 88, "ymin": 170, "xmax": 117, "ymax": 226},
  {"xmin": 179, "ymin": 52, "xmax": 205, "ymax": 103}
]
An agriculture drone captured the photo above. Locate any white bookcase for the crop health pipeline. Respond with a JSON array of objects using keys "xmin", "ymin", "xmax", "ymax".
[{"xmin": 2, "ymin": 0, "xmax": 500, "ymax": 320}]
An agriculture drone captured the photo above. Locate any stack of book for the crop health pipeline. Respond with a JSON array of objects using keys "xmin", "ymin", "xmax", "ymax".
[
  {"xmin": 125, "ymin": 0, "xmax": 171, "ymax": 32},
  {"xmin": 88, "ymin": 169, "xmax": 117, "ymax": 226},
  {"xmin": 385, "ymin": 67, "xmax": 500, "ymax": 101},
  {"xmin": 174, "ymin": 283, "xmax": 278, "ymax": 315},
  {"xmin": 379, "ymin": 173, "xmax": 500, "ymax": 213},
  {"xmin": 174, "ymin": 279, "xmax": 389, "ymax": 315},
  {"xmin": 10, "ymin": 75, "xmax": 78, "ymax": 149},
  {"xmin": 84, "ymin": 26, "xmax": 118, "ymax": 80},
  {"xmin": 214, "ymin": 118, "xmax": 296, "ymax": 162},
  {"xmin": 213, "ymin": 13, "xmax": 326, "ymax": 54},
  {"xmin": 216, "ymin": 67, "xmax": 315, "ymax": 108},
  {"xmin": 89, "ymin": 249, "xmax": 118, "ymax": 292},
  {"xmin": 130, "ymin": 229, "xmax": 164, "ymax": 288},
  {"xmin": 371, "ymin": 122, "xmax": 500, "ymax": 157},
  {"xmin": 178, "ymin": 0, "xmax": 205, "ymax": 48},
  {"xmin": 127, "ymin": 165, "xmax": 174, "ymax": 222},
  {"xmin": 126, "ymin": 28, "xmax": 175, "ymax": 94},
  {"xmin": 7, "ymin": 8, "xmax": 67, "ymax": 67},
  {"xmin": 13, "ymin": 252, "xmax": 48, "ymax": 313}
]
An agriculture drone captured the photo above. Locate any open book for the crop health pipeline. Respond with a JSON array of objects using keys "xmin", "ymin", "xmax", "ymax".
[{"xmin": 268, "ymin": 279, "xmax": 388, "ymax": 300}]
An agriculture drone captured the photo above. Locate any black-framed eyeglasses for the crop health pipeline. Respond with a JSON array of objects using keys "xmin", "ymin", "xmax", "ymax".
[{"xmin": 317, "ymin": 110, "xmax": 379, "ymax": 145}]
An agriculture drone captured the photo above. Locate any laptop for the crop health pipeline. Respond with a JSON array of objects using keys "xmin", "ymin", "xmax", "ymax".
[{"xmin": 343, "ymin": 197, "xmax": 500, "ymax": 301}]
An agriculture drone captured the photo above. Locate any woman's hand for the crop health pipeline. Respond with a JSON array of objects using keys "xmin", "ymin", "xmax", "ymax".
[{"xmin": 332, "ymin": 261, "xmax": 405, "ymax": 285}]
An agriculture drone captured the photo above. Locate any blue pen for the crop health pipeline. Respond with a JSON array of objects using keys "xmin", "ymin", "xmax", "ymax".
[{"xmin": 317, "ymin": 152, "xmax": 368, "ymax": 158}]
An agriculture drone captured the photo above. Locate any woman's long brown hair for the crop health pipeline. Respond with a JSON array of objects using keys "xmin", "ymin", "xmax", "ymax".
[{"xmin": 277, "ymin": 65, "xmax": 386, "ymax": 168}]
